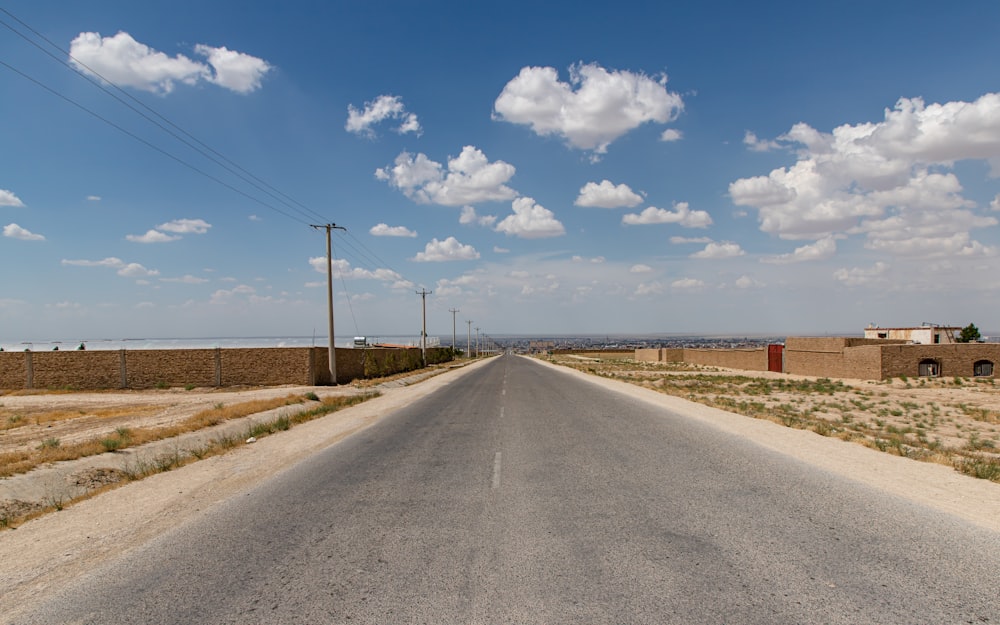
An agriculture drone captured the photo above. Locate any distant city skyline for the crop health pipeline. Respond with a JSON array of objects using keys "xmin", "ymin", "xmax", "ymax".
[{"xmin": 2, "ymin": 1, "xmax": 998, "ymax": 340}]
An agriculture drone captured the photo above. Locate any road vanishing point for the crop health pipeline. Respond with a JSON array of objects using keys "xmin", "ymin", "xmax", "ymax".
[{"xmin": 10, "ymin": 355, "xmax": 1000, "ymax": 624}]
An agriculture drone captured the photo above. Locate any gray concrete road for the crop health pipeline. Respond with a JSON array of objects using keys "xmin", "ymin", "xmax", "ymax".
[{"xmin": 13, "ymin": 355, "xmax": 1000, "ymax": 624}]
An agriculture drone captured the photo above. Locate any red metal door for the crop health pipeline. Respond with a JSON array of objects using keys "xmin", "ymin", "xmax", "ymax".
[{"xmin": 768, "ymin": 344, "xmax": 783, "ymax": 372}]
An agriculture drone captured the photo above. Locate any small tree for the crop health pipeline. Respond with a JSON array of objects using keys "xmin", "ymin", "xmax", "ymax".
[{"xmin": 958, "ymin": 323, "xmax": 982, "ymax": 343}]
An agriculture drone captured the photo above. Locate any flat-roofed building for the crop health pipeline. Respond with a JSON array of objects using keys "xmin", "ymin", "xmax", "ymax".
[{"xmin": 864, "ymin": 323, "xmax": 960, "ymax": 345}]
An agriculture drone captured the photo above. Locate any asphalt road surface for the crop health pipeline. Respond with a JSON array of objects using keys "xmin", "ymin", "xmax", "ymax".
[{"xmin": 14, "ymin": 355, "xmax": 1000, "ymax": 624}]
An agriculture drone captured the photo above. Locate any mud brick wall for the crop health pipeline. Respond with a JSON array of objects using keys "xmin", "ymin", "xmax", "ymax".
[
  {"xmin": 125, "ymin": 349, "xmax": 218, "ymax": 388},
  {"xmin": 552, "ymin": 350, "xmax": 634, "ymax": 359},
  {"xmin": 682, "ymin": 348, "xmax": 768, "ymax": 371},
  {"xmin": 0, "ymin": 352, "xmax": 29, "ymax": 388},
  {"xmin": 0, "ymin": 346, "xmax": 452, "ymax": 390},
  {"xmin": 220, "ymin": 348, "xmax": 315, "ymax": 386},
  {"xmin": 878, "ymin": 344, "xmax": 1000, "ymax": 379},
  {"xmin": 661, "ymin": 348, "xmax": 684, "ymax": 362},
  {"xmin": 840, "ymin": 345, "xmax": 885, "ymax": 380},
  {"xmin": 635, "ymin": 349, "xmax": 661, "ymax": 362}
]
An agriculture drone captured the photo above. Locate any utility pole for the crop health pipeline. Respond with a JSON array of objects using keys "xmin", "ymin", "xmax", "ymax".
[
  {"xmin": 311, "ymin": 223, "xmax": 346, "ymax": 384},
  {"xmin": 475, "ymin": 326, "xmax": 480, "ymax": 358},
  {"xmin": 449, "ymin": 308, "xmax": 459, "ymax": 356},
  {"xmin": 416, "ymin": 289, "xmax": 432, "ymax": 366},
  {"xmin": 466, "ymin": 320, "xmax": 472, "ymax": 359}
]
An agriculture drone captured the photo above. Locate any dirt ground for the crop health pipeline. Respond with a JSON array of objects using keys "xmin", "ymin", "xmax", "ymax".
[
  {"xmin": 1, "ymin": 357, "xmax": 999, "ymax": 622},
  {"xmin": 553, "ymin": 354, "xmax": 1000, "ymax": 470}
]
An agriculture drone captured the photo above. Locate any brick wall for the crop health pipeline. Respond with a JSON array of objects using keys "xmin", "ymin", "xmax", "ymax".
[
  {"xmin": 878, "ymin": 344, "xmax": 1000, "ymax": 379},
  {"xmin": 635, "ymin": 349, "xmax": 660, "ymax": 362},
  {"xmin": 682, "ymin": 348, "xmax": 768, "ymax": 371},
  {"xmin": 0, "ymin": 351, "xmax": 27, "ymax": 388},
  {"xmin": 661, "ymin": 348, "xmax": 684, "ymax": 362},
  {"xmin": 0, "ymin": 346, "xmax": 453, "ymax": 390},
  {"xmin": 785, "ymin": 338, "xmax": 901, "ymax": 378}
]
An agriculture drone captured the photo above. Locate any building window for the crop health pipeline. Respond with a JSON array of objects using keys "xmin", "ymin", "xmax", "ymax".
[
  {"xmin": 974, "ymin": 360, "xmax": 994, "ymax": 377},
  {"xmin": 918, "ymin": 359, "xmax": 940, "ymax": 377},
  {"xmin": 933, "ymin": 334, "xmax": 941, "ymax": 344}
]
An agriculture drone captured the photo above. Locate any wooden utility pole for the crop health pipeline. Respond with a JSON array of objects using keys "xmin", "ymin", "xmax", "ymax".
[
  {"xmin": 449, "ymin": 308, "xmax": 460, "ymax": 356},
  {"xmin": 312, "ymin": 223, "xmax": 345, "ymax": 384},
  {"xmin": 416, "ymin": 289, "xmax": 432, "ymax": 366}
]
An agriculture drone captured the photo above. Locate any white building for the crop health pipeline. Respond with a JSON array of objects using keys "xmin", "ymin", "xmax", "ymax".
[{"xmin": 864, "ymin": 323, "xmax": 960, "ymax": 345}]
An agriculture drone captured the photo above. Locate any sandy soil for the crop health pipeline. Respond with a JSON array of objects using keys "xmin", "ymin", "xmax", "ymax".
[{"xmin": 1, "ymin": 357, "xmax": 998, "ymax": 622}]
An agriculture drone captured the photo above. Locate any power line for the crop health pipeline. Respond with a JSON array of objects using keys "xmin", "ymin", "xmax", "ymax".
[
  {"xmin": 0, "ymin": 9, "xmax": 329, "ymax": 226},
  {"xmin": 0, "ymin": 57, "xmax": 316, "ymax": 226}
]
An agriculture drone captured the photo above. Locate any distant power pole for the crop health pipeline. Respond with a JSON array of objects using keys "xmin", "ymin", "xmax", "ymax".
[
  {"xmin": 416, "ymin": 289, "xmax": 432, "ymax": 365},
  {"xmin": 311, "ymin": 223, "xmax": 346, "ymax": 384},
  {"xmin": 466, "ymin": 320, "xmax": 472, "ymax": 358},
  {"xmin": 449, "ymin": 308, "xmax": 459, "ymax": 355},
  {"xmin": 475, "ymin": 326, "xmax": 480, "ymax": 357}
]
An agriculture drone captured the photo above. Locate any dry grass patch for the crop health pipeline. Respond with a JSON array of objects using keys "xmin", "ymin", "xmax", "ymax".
[
  {"xmin": 0, "ymin": 394, "xmax": 311, "ymax": 478},
  {"xmin": 0, "ymin": 392, "xmax": 379, "ymax": 529},
  {"xmin": 0, "ymin": 405, "xmax": 164, "ymax": 431}
]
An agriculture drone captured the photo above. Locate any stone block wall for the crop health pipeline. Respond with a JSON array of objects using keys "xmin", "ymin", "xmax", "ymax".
[{"xmin": 0, "ymin": 346, "xmax": 453, "ymax": 390}]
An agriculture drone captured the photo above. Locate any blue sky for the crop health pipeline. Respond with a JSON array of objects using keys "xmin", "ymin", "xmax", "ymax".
[{"xmin": 2, "ymin": 0, "xmax": 999, "ymax": 342}]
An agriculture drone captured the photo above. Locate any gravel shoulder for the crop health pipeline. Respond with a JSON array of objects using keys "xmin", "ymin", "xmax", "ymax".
[{"xmin": 2, "ymin": 355, "xmax": 998, "ymax": 622}]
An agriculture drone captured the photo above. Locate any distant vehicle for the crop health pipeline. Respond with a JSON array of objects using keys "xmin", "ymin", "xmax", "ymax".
[{"xmin": 353, "ymin": 337, "xmax": 368, "ymax": 348}]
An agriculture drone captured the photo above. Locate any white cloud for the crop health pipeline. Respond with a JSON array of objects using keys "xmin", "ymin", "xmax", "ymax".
[
  {"xmin": 117, "ymin": 263, "xmax": 159, "ymax": 278},
  {"xmin": 369, "ymin": 223, "xmax": 417, "ymax": 237},
  {"xmin": 634, "ymin": 281, "xmax": 664, "ymax": 296},
  {"xmin": 493, "ymin": 246, "xmax": 510, "ymax": 253},
  {"xmin": 730, "ymin": 92, "xmax": 1000, "ymax": 260},
  {"xmin": 210, "ymin": 284, "xmax": 257, "ymax": 304},
  {"xmin": 346, "ymin": 94, "xmax": 422, "ymax": 137},
  {"xmin": 308, "ymin": 257, "xmax": 405, "ymax": 283},
  {"xmin": 690, "ymin": 241, "xmax": 745, "ymax": 259},
  {"xmin": 671, "ymin": 278, "xmax": 705, "ymax": 289},
  {"xmin": 629, "ymin": 264, "xmax": 653, "ymax": 273},
  {"xmin": 413, "ymin": 237, "xmax": 480, "ymax": 262},
  {"xmin": 669, "ymin": 235, "xmax": 712, "ymax": 244},
  {"xmin": 87, "ymin": 195, "xmax": 101, "ymax": 202},
  {"xmin": 574, "ymin": 180, "xmax": 643, "ymax": 208},
  {"xmin": 622, "ymin": 202, "xmax": 713, "ymax": 228},
  {"xmin": 493, "ymin": 62, "xmax": 683, "ymax": 155},
  {"xmin": 459, "ymin": 206, "xmax": 497, "ymax": 226},
  {"xmin": 62, "ymin": 257, "xmax": 125, "ymax": 268},
  {"xmin": 992, "ymin": 194, "xmax": 1000, "ymax": 211},
  {"xmin": 436, "ymin": 273, "xmax": 480, "ymax": 296},
  {"xmin": 735, "ymin": 275, "xmax": 765, "ymax": 289},
  {"xmin": 158, "ymin": 218, "xmax": 211, "ymax": 234},
  {"xmin": 160, "ymin": 275, "xmax": 210, "ymax": 284},
  {"xmin": 1, "ymin": 190, "xmax": 25, "ymax": 207},
  {"xmin": 61, "ymin": 256, "xmax": 156, "ymax": 279},
  {"xmin": 126, "ymin": 229, "xmax": 181, "ymax": 243},
  {"xmin": 833, "ymin": 262, "xmax": 890, "ymax": 287},
  {"xmin": 660, "ymin": 129, "xmax": 683, "ymax": 142},
  {"xmin": 126, "ymin": 218, "xmax": 209, "ymax": 243},
  {"xmin": 495, "ymin": 197, "xmax": 566, "ymax": 239},
  {"xmin": 3, "ymin": 223, "xmax": 44, "ymax": 241},
  {"xmin": 761, "ymin": 236, "xmax": 837, "ymax": 264},
  {"xmin": 193, "ymin": 44, "xmax": 271, "ymax": 94},
  {"xmin": 376, "ymin": 146, "xmax": 517, "ymax": 206},
  {"xmin": 743, "ymin": 130, "xmax": 782, "ymax": 152},
  {"xmin": 69, "ymin": 32, "xmax": 269, "ymax": 95}
]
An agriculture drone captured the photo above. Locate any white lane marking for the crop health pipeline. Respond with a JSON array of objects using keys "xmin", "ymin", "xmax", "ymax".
[
  {"xmin": 492, "ymin": 452, "xmax": 502, "ymax": 489},
  {"xmin": 500, "ymin": 406, "xmax": 505, "ymax": 419}
]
